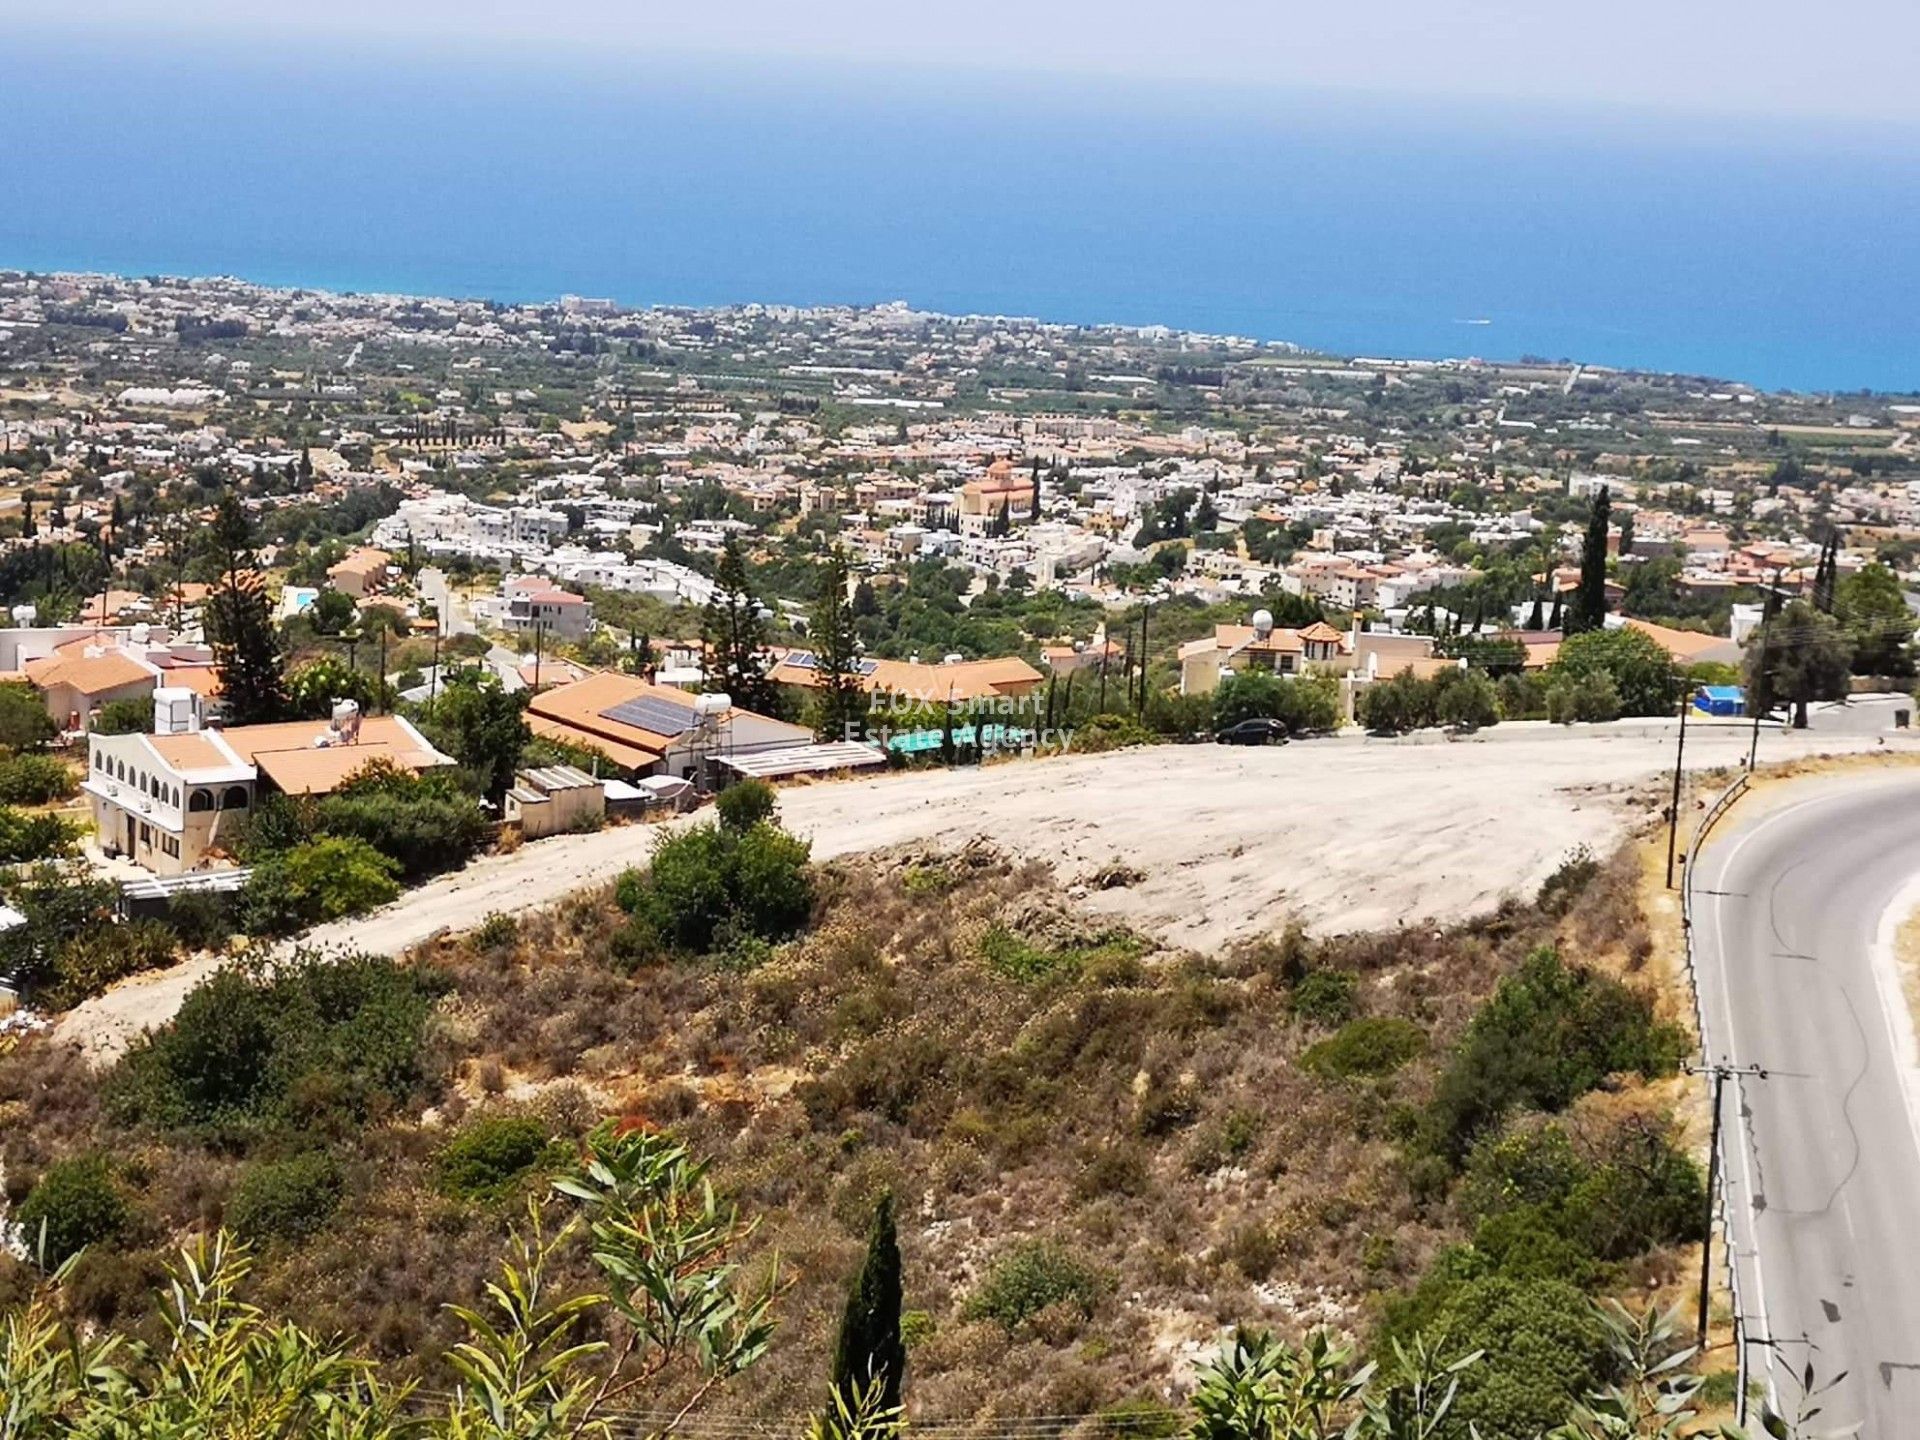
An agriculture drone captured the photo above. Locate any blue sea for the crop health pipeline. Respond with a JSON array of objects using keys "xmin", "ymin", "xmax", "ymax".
[{"xmin": 7, "ymin": 29, "xmax": 1920, "ymax": 393}]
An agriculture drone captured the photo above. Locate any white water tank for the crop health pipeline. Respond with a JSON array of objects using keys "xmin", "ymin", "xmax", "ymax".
[
  {"xmin": 1251, "ymin": 609, "xmax": 1275, "ymax": 638},
  {"xmin": 694, "ymin": 692, "xmax": 730, "ymax": 726},
  {"xmin": 332, "ymin": 699, "xmax": 363, "ymax": 743},
  {"xmin": 153, "ymin": 687, "xmax": 203, "ymax": 735}
]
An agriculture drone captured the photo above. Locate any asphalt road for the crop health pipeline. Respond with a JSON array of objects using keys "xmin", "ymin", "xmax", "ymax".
[{"xmin": 1694, "ymin": 770, "xmax": 1920, "ymax": 1435}]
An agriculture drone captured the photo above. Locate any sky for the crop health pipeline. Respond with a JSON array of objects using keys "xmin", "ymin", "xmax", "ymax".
[{"xmin": 10, "ymin": 0, "xmax": 1920, "ymax": 130}]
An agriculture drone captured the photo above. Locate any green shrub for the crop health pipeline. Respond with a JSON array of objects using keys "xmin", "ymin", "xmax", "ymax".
[
  {"xmin": 618, "ymin": 818, "xmax": 813, "ymax": 958},
  {"xmin": 715, "ymin": 778, "xmax": 777, "ymax": 831},
  {"xmin": 1496, "ymin": 671, "xmax": 1547, "ymax": 720},
  {"xmin": 469, "ymin": 911, "xmax": 519, "ymax": 951},
  {"xmin": 0, "ymin": 806, "xmax": 80, "ymax": 863},
  {"xmin": 1357, "ymin": 671, "xmax": 1436, "ymax": 735},
  {"xmin": 314, "ymin": 762, "xmax": 489, "ymax": 879},
  {"xmin": 1433, "ymin": 670, "xmax": 1499, "ymax": 730},
  {"xmin": 0, "ymin": 863, "xmax": 118, "ymax": 994},
  {"xmin": 88, "ymin": 698, "xmax": 153, "ymax": 737},
  {"xmin": 43, "ymin": 920, "xmax": 179, "ymax": 1010},
  {"xmin": 1288, "ymin": 968, "xmax": 1356, "ymax": 1027},
  {"xmin": 1212, "ymin": 672, "xmax": 1342, "ymax": 735},
  {"xmin": 0, "ymin": 753, "xmax": 76, "ymax": 804},
  {"xmin": 103, "ymin": 952, "xmax": 442, "ymax": 1137},
  {"xmin": 962, "ymin": 1241, "xmax": 1108, "ymax": 1330},
  {"xmin": 162, "ymin": 889, "xmax": 237, "ymax": 952},
  {"xmin": 1547, "ymin": 672, "xmax": 1621, "ymax": 725},
  {"xmin": 1549, "ymin": 627, "xmax": 1676, "ymax": 718},
  {"xmin": 436, "ymin": 1113, "xmax": 565, "ymax": 1201},
  {"xmin": 1536, "ymin": 846, "xmax": 1600, "ymax": 917},
  {"xmin": 229, "ymin": 1152, "xmax": 343, "ymax": 1242},
  {"xmin": 241, "ymin": 836, "xmax": 401, "ymax": 936},
  {"xmin": 980, "ymin": 925, "xmax": 1071, "ymax": 982},
  {"xmin": 1302, "ymin": 1016, "xmax": 1426, "ymax": 1079},
  {"xmin": 1070, "ymin": 713, "xmax": 1156, "ymax": 753},
  {"xmin": 228, "ymin": 792, "xmax": 319, "ymax": 862},
  {"xmin": 15, "ymin": 1156, "xmax": 131, "ymax": 1267},
  {"xmin": 1425, "ymin": 948, "xmax": 1687, "ymax": 1164},
  {"xmin": 1419, "ymin": 1276, "xmax": 1611, "ymax": 1440},
  {"xmin": 0, "ymin": 683, "xmax": 56, "ymax": 751}
]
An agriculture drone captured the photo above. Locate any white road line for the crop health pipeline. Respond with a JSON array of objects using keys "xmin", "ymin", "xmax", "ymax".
[{"xmin": 1869, "ymin": 872, "xmax": 1920, "ymax": 1165}]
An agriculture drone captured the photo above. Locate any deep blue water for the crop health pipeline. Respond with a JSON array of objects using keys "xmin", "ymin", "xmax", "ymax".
[{"xmin": 7, "ymin": 31, "xmax": 1920, "ymax": 392}]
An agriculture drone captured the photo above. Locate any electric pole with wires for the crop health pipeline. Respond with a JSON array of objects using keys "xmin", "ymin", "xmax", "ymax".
[
  {"xmin": 1748, "ymin": 567, "xmax": 1784, "ymax": 771},
  {"xmin": 1687, "ymin": 1059, "xmax": 1768, "ymax": 1351}
]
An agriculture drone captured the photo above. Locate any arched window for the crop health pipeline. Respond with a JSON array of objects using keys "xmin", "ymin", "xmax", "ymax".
[
  {"xmin": 221, "ymin": 787, "xmax": 250, "ymax": 811},
  {"xmin": 189, "ymin": 790, "xmax": 214, "ymax": 813}
]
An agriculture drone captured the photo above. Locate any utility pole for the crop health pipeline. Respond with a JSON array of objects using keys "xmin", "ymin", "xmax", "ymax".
[
  {"xmin": 533, "ymin": 619, "xmax": 546, "ymax": 693},
  {"xmin": 1666, "ymin": 670, "xmax": 1692, "ymax": 889},
  {"xmin": 1748, "ymin": 568, "xmax": 1783, "ymax": 771},
  {"xmin": 1687, "ymin": 1060, "xmax": 1767, "ymax": 1351},
  {"xmin": 376, "ymin": 625, "xmax": 389, "ymax": 714},
  {"xmin": 429, "ymin": 625, "xmax": 442, "ymax": 719},
  {"xmin": 1128, "ymin": 606, "xmax": 1144, "ymax": 718}
]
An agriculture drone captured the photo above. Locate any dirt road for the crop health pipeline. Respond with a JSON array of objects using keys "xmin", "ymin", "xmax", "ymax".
[{"xmin": 58, "ymin": 722, "xmax": 1909, "ymax": 1059}]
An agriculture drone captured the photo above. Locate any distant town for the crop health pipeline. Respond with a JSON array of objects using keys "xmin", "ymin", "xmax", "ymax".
[
  {"xmin": 4, "ymin": 269, "xmax": 1917, "ymax": 684},
  {"xmin": 9, "ymin": 268, "xmax": 1920, "ymax": 1434}
]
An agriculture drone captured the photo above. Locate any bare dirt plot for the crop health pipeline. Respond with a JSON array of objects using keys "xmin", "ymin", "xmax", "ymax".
[{"xmin": 57, "ymin": 723, "xmax": 1908, "ymax": 1059}]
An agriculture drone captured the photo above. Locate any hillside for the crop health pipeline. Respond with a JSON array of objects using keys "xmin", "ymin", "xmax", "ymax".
[{"xmin": 1, "ymin": 809, "xmax": 1713, "ymax": 1436}]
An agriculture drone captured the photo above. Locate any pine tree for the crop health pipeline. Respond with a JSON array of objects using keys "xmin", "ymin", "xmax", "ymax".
[
  {"xmin": 810, "ymin": 547, "xmax": 866, "ymax": 744},
  {"xmin": 206, "ymin": 493, "xmax": 289, "ymax": 725},
  {"xmin": 830, "ymin": 1192, "xmax": 906, "ymax": 1417},
  {"xmin": 1568, "ymin": 485, "xmax": 1611, "ymax": 634},
  {"xmin": 702, "ymin": 539, "xmax": 779, "ymax": 715},
  {"xmin": 20, "ymin": 500, "xmax": 33, "ymax": 539},
  {"xmin": 1029, "ymin": 456, "xmax": 1042, "ymax": 519}
]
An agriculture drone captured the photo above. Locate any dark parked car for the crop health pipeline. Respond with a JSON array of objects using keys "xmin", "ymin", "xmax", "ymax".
[{"xmin": 1215, "ymin": 717, "xmax": 1290, "ymax": 745}]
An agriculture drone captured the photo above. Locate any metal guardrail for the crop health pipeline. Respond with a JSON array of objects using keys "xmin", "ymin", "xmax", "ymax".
[{"xmin": 1680, "ymin": 769, "xmax": 1752, "ymax": 1425}]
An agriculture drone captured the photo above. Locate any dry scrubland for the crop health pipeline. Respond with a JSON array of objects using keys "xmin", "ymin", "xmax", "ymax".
[{"xmin": 5, "ymin": 832, "xmax": 1705, "ymax": 1429}]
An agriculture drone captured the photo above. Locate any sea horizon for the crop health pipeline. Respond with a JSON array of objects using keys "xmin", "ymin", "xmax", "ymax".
[{"xmin": 8, "ymin": 29, "xmax": 1920, "ymax": 395}]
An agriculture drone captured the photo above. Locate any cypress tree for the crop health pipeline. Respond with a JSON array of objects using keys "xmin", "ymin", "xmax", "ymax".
[
  {"xmin": 811, "ymin": 547, "xmax": 866, "ymax": 744},
  {"xmin": 1569, "ymin": 485, "xmax": 1611, "ymax": 634},
  {"xmin": 830, "ymin": 1192, "xmax": 906, "ymax": 1416},
  {"xmin": 206, "ymin": 492, "xmax": 289, "ymax": 726}
]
